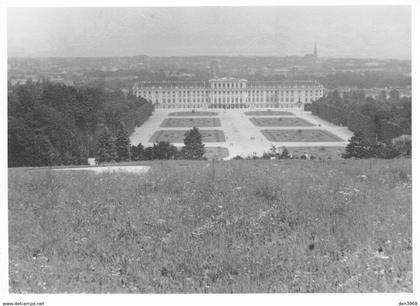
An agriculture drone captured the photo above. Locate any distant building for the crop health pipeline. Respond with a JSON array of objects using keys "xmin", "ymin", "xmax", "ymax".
[
  {"xmin": 303, "ymin": 43, "xmax": 318, "ymax": 65},
  {"xmin": 133, "ymin": 77, "xmax": 324, "ymax": 109}
]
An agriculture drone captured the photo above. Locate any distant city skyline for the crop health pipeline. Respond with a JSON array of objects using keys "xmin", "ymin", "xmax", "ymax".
[{"xmin": 7, "ymin": 6, "xmax": 411, "ymax": 59}]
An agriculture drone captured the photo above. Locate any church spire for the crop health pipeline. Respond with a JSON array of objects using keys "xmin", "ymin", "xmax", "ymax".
[{"xmin": 314, "ymin": 42, "xmax": 318, "ymax": 58}]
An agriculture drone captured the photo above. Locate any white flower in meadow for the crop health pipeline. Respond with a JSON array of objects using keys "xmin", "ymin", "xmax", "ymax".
[
  {"xmin": 374, "ymin": 252, "xmax": 390, "ymax": 259},
  {"xmin": 357, "ymin": 174, "xmax": 368, "ymax": 181}
]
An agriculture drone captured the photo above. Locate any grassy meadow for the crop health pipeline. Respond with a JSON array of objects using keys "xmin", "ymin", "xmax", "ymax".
[{"xmin": 8, "ymin": 159, "xmax": 412, "ymax": 293}]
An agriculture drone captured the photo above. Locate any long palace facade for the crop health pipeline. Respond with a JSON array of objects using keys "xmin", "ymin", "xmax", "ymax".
[{"xmin": 133, "ymin": 77, "xmax": 324, "ymax": 109}]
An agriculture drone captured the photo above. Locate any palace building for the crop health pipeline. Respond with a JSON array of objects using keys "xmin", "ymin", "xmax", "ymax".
[{"xmin": 133, "ymin": 77, "xmax": 324, "ymax": 109}]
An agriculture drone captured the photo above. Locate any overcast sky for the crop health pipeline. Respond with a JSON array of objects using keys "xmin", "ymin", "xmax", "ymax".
[{"xmin": 7, "ymin": 6, "xmax": 411, "ymax": 59}]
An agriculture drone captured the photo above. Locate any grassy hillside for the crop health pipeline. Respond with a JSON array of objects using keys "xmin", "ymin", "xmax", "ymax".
[{"xmin": 8, "ymin": 159, "xmax": 412, "ymax": 293}]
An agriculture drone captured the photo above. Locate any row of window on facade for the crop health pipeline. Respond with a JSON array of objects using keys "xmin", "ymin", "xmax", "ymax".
[
  {"xmin": 137, "ymin": 90, "xmax": 322, "ymax": 97},
  {"xmin": 211, "ymin": 82, "xmax": 246, "ymax": 88},
  {"xmin": 156, "ymin": 96, "xmax": 315, "ymax": 103},
  {"xmin": 156, "ymin": 103, "xmax": 297, "ymax": 109}
]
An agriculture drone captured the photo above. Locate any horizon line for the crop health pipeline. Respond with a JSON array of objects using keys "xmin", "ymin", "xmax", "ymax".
[{"xmin": 7, "ymin": 55, "xmax": 412, "ymax": 61}]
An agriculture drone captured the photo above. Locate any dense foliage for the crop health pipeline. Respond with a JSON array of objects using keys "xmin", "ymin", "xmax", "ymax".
[
  {"xmin": 8, "ymin": 81, "xmax": 154, "ymax": 167},
  {"xmin": 130, "ymin": 128, "xmax": 207, "ymax": 162},
  {"xmin": 311, "ymin": 90, "xmax": 411, "ymax": 143},
  {"xmin": 342, "ymin": 132, "xmax": 405, "ymax": 159},
  {"xmin": 131, "ymin": 141, "xmax": 179, "ymax": 161}
]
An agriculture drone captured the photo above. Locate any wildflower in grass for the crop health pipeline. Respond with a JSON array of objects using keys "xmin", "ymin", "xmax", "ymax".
[
  {"xmin": 357, "ymin": 174, "xmax": 368, "ymax": 181},
  {"xmin": 376, "ymin": 252, "xmax": 390, "ymax": 260}
]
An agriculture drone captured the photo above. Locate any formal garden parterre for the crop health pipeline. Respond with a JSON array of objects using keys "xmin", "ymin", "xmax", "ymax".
[
  {"xmin": 149, "ymin": 130, "xmax": 226, "ymax": 143},
  {"xmin": 249, "ymin": 117, "xmax": 315, "ymax": 127},
  {"xmin": 244, "ymin": 110, "xmax": 295, "ymax": 116},
  {"xmin": 203, "ymin": 147, "xmax": 230, "ymax": 159},
  {"xmin": 160, "ymin": 117, "xmax": 221, "ymax": 127},
  {"xmin": 168, "ymin": 111, "xmax": 218, "ymax": 116},
  {"xmin": 261, "ymin": 129, "xmax": 344, "ymax": 142}
]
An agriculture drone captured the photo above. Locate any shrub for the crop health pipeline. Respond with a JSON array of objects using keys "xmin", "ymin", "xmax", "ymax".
[
  {"xmin": 232, "ymin": 155, "xmax": 244, "ymax": 160},
  {"xmin": 392, "ymin": 134, "xmax": 411, "ymax": 156},
  {"xmin": 343, "ymin": 131, "xmax": 401, "ymax": 159},
  {"xmin": 152, "ymin": 141, "xmax": 178, "ymax": 160},
  {"xmin": 342, "ymin": 132, "xmax": 375, "ymax": 159}
]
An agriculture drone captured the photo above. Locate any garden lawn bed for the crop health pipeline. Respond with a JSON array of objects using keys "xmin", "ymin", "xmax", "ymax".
[
  {"xmin": 250, "ymin": 117, "xmax": 315, "ymax": 127},
  {"xmin": 245, "ymin": 110, "xmax": 294, "ymax": 116},
  {"xmin": 203, "ymin": 147, "xmax": 229, "ymax": 159},
  {"xmin": 261, "ymin": 129, "xmax": 344, "ymax": 142},
  {"xmin": 168, "ymin": 111, "xmax": 218, "ymax": 116},
  {"xmin": 160, "ymin": 118, "xmax": 221, "ymax": 127},
  {"xmin": 149, "ymin": 130, "xmax": 226, "ymax": 143}
]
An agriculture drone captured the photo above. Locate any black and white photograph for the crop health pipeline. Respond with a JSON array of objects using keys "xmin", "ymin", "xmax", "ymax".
[{"xmin": 1, "ymin": 1, "xmax": 417, "ymax": 305}]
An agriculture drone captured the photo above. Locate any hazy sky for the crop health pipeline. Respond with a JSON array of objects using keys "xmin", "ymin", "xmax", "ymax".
[{"xmin": 7, "ymin": 6, "xmax": 411, "ymax": 59}]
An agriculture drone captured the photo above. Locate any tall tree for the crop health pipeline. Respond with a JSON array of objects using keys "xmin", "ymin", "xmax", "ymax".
[
  {"xmin": 115, "ymin": 122, "xmax": 131, "ymax": 162},
  {"xmin": 95, "ymin": 127, "xmax": 117, "ymax": 163},
  {"xmin": 181, "ymin": 127, "xmax": 205, "ymax": 160}
]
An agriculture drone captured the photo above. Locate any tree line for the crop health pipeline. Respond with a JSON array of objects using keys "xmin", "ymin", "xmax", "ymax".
[
  {"xmin": 316, "ymin": 71, "xmax": 410, "ymax": 89},
  {"xmin": 8, "ymin": 81, "xmax": 154, "ymax": 167},
  {"xmin": 95, "ymin": 126, "xmax": 206, "ymax": 163},
  {"xmin": 246, "ymin": 71, "xmax": 410, "ymax": 90},
  {"xmin": 308, "ymin": 89, "xmax": 411, "ymax": 144}
]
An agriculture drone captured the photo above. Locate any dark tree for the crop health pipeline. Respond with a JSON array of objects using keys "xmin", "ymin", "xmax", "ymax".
[
  {"xmin": 8, "ymin": 116, "xmax": 59, "ymax": 167},
  {"xmin": 372, "ymin": 142, "xmax": 400, "ymax": 159},
  {"xmin": 342, "ymin": 132, "xmax": 374, "ymax": 159},
  {"xmin": 131, "ymin": 143, "xmax": 145, "ymax": 161},
  {"xmin": 95, "ymin": 127, "xmax": 117, "ymax": 163},
  {"xmin": 115, "ymin": 123, "xmax": 131, "ymax": 162},
  {"xmin": 153, "ymin": 141, "xmax": 178, "ymax": 160},
  {"xmin": 143, "ymin": 147, "xmax": 155, "ymax": 160},
  {"xmin": 181, "ymin": 127, "xmax": 205, "ymax": 160}
]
